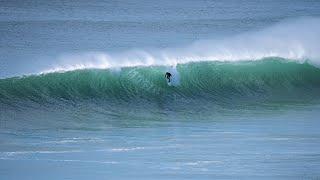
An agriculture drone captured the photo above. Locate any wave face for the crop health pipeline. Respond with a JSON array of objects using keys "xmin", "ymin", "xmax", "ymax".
[{"xmin": 1, "ymin": 58, "xmax": 320, "ymax": 110}]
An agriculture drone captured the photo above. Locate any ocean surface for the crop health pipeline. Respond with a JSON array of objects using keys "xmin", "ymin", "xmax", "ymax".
[{"xmin": 1, "ymin": 0, "xmax": 320, "ymax": 179}]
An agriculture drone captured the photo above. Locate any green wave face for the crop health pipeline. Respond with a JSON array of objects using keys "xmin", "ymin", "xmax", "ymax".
[{"xmin": 1, "ymin": 58, "xmax": 320, "ymax": 108}]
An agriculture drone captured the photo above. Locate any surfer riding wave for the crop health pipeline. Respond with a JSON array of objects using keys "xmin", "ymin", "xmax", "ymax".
[{"xmin": 165, "ymin": 72, "xmax": 172, "ymax": 82}]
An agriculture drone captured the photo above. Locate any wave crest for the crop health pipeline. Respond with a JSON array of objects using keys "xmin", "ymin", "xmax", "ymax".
[{"xmin": 39, "ymin": 17, "xmax": 320, "ymax": 75}]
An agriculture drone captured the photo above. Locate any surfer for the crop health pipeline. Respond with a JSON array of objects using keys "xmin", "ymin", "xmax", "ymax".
[{"xmin": 165, "ymin": 72, "xmax": 172, "ymax": 82}]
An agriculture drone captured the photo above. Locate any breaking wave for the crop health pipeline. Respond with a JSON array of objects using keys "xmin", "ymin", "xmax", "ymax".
[{"xmin": 1, "ymin": 58, "xmax": 320, "ymax": 108}]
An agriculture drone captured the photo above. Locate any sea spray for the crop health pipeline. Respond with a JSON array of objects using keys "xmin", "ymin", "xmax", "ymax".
[{"xmin": 33, "ymin": 17, "xmax": 320, "ymax": 76}]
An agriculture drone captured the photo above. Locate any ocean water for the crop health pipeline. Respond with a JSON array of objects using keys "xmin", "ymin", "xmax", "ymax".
[{"xmin": 1, "ymin": 0, "xmax": 320, "ymax": 179}]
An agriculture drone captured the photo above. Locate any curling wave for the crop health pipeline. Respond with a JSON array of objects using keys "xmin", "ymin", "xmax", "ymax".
[{"xmin": 1, "ymin": 58, "xmax": 320, "ymax": 108}]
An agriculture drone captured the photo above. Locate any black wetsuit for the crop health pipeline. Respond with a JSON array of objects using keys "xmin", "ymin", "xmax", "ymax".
[{"xmin": 165, "ymin": 72, "xmax": 172, "ymax": 82}]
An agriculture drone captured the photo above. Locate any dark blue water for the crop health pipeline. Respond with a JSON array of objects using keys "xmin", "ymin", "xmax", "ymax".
[{"xmin": 1, "ymin": 0, "xmax": 320, "ymax": 179}]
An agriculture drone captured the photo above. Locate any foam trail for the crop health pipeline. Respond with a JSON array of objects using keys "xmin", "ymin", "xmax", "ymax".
[{"xmin": 40, "ymin": 17, "xmax": 320, "ymax": 74}]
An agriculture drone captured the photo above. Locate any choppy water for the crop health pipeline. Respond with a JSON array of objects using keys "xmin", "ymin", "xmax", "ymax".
[{"xmin": 1, "ymin": 0, "xmax": 320, "ymax": 179}]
